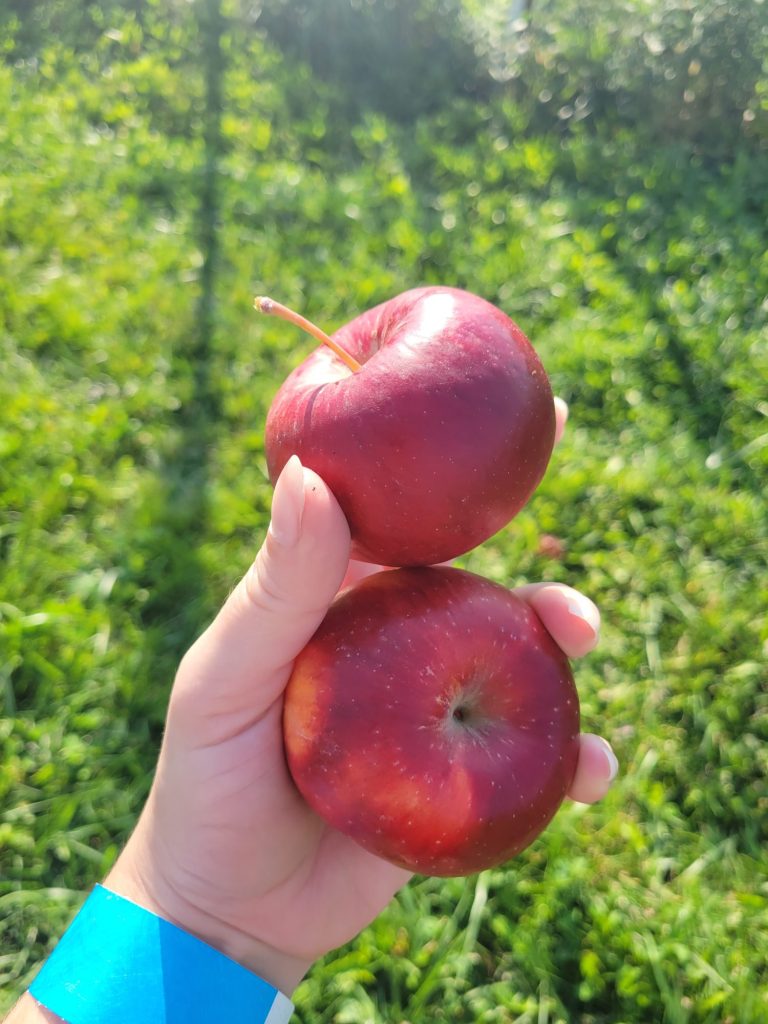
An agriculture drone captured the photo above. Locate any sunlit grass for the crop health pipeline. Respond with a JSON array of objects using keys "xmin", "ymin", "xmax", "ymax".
[{"xmin": 1, "ymin": 12, "xmax": 767, "ymax": 1022}]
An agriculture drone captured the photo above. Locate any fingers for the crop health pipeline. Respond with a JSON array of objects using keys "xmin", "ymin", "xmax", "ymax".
[
  {"xmin": 172, "ymin": 456, "xmax": 351, "ymax": 727},
  {"xmin": 514, "ymin": 579, "xmax": 616, "ymax": 803},
  {"xmin": 554, "ymin": 396, "xmax": 568, "ymax": 446},
  {"xmin": 568, "ymin": 733, "xmax": 619, "ymax": 803},
  {"xmin": 514, "ymin": 582, "xmax": 600, "ymax": 659}
]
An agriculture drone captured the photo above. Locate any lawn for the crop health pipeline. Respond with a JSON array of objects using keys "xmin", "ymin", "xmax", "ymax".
[{"xmin": 1, "ymin": 2, "xmax": 767, "ymax": 1021}]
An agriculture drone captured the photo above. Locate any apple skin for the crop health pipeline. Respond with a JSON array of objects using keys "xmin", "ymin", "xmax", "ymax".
[
  {"xmin": 283, "ymin": 566, "xmax": 580, "ymax": 877},
  {"xmin": 265, "ymin": 286, "xmax": 555, "ymax": 567}
]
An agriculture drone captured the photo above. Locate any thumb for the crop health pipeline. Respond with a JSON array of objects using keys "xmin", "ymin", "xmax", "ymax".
[{"xmin": 171, "ymin": 455, "xmax": 351, "ymax": 730}]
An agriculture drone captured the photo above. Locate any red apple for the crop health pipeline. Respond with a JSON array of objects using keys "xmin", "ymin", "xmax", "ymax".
[
  {"xmin": 283, "ymin": 566, "xmax": 580, "ymax": 876},
  {"xmin": 261, "ymin": 286, "xmax": 555, "ymax": 567}
]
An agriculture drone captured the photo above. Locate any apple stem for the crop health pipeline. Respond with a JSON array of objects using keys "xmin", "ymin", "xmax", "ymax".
[{"xmin": 254, "ymin": 296, "xmax": 363, "ymax": 373}]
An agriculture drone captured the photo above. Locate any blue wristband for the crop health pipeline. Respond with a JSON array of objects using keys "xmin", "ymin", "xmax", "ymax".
[{"xmin": 30, "ymin": 884, "xmax": 294, "ymax": 1023}]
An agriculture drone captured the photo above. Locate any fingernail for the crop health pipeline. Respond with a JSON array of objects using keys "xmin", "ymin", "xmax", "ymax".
[
  {"xmin": 566, "ymin": 593, "xmax": 601, "ymax": 637},
  {"xmin": 553, "ymin": 396, "xmax": 569, "ymax": 445},
  {"xmin": 269, "ymin": 455, "xmax": 305, "ymax": 547},
  {"xmin": 598, "ymin": 738, "xmax": 619, "ymax": 781}
]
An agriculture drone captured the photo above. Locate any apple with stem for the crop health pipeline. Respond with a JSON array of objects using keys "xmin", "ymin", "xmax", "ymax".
[
  {"xmin": 257, "ymin": 287, "xmax": 555, "ymax": 567},
  {"xmin": 283, "ymin": 565, "xmax": 580, "ymax": 876}
]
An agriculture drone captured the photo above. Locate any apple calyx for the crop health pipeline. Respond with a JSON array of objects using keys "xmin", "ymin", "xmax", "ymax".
[
  {"xmin": 254, "ymin": 296, "xmax": 363, "ymax": 374},
  {"xmin": 445, "ymin": 688, "xmax": 490, "ymax": 738}
]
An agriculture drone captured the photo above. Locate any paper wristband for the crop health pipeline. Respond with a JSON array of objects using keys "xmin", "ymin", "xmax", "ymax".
[{"xmin": 29, "ymin": 884, "xmax": 294, "ymax": 1024}]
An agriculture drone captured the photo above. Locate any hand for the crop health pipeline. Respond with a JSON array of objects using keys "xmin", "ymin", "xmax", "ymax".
[{"xmin": 105, "ymin": 399, "xmax": 618, "ymax": 995}]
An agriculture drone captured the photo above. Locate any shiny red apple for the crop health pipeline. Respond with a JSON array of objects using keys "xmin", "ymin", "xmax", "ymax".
[
  {"xmin": 283, "ymin": 566, "xmax": 580, "ymax": 876},
  {"xmin": 261, "ymin": 286, "xmax": 555, "ymax": 567}
]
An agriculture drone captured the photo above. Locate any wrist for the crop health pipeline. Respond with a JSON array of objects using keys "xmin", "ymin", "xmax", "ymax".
[
  {"xmin": 105, "ymin": 830, "xmax": 312, "ymax": 996},
  {"xmin": 29, "ymin": 885, "xmax": 296, "ymax": 1024}
]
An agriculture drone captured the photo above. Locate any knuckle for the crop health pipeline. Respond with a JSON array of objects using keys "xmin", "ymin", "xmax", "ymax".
[{"xmin": 242, "ymin": 552, "xmax": 292, "ymax": 614}]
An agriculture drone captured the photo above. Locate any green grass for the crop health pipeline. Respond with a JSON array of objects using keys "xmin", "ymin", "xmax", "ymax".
[{"xmin": 1, "ymin": 9, "xmax": 767, "ymax": 1023}]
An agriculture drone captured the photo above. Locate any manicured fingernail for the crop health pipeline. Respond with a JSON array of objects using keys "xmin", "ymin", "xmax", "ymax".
[
  {"xmin": 598, "ymin": 738, "xmax": 619, "ymax": 781},
  {"xmin": 554, "ymin": 396, "xmax": 569, "ymax": 445},
  {"xmin": 269, "ymin": 455, "xmax": 305, "ymax": 547},
  {"xmin": 566, "ymin": 593, "xmax": 601, "ymax": 636}
]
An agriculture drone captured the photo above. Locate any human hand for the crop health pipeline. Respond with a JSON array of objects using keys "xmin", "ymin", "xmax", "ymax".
[{"xmin": 104, "ymin": 398, "xmax": 617, "ymax": 996}]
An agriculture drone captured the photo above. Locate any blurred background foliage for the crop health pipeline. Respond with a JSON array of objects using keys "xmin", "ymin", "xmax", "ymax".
[{"xmin": 1, "ymin": 0, "xmax": 767, "ymax": 1021}]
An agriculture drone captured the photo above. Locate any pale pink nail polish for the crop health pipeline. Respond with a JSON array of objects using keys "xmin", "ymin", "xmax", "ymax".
[
  {"xmin": 566, "ymin": 594, "xmax": 601, "ymax": 636},
  {"xmin": 269, "ymin": 455, "xmax": 305, "ymax": 547},
  {"xmin": 598, "ymin": 738, "xmax": 619, "ymax": 781},
  {"xmin": 553, "ymin": 396, "xmax": 569, "ymax": 445}
]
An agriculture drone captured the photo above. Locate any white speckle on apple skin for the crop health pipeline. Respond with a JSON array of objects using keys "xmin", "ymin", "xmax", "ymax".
[
  {"xmin": 284, "ymin": 565, "xmax": 579, "ymax": 875},
  {"xmin": 265, "ymin": 287, "xmax": 555, "ymax": 567}
]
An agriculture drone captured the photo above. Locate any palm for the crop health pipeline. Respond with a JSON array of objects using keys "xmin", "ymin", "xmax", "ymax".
[
  {"xmin": 108, "ymin": 415, "xmax": 615, "ymax": 993},
  {"xmin": 151, "ymin": 552, "xmax": 604, "ymax": 967},
  {"xmin": 152, "ymin": 671, "xmax": 410, "ymax": 965}
]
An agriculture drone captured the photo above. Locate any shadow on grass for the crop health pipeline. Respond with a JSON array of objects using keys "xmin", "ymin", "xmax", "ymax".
[{"xmin": 117, "ymin": 0, "xmax": 226, "ymax": 756}]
